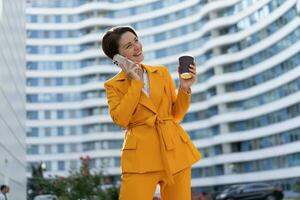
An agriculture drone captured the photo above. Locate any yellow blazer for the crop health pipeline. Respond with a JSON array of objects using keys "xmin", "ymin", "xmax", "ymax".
[{"xmin": 105, "ymin": 64, "xmax": 201, "ymax": 181}]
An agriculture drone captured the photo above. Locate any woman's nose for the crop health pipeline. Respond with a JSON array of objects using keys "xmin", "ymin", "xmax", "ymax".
[{"xmin": 133, "ymin": 44, "xmax": 139, "ymax": 50}]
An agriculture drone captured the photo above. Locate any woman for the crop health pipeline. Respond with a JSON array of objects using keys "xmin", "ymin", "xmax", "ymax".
[{"xmin": 101, "ymin": 26, "xmax": 201, "ymax": 200}]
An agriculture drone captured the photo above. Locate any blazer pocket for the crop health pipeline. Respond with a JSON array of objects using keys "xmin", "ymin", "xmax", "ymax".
[{"xmin": 122, "ymin": 134, "xmax": 137, "ymax": 150}]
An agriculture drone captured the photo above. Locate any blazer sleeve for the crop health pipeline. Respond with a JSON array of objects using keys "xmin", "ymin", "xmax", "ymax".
[
  {"xmin": 105, "ymin": 80, "xmax": 144, "ymax": 128},
  {"xmin": 163, "ymin": 67, "xmax": 191, "ymax": 123}
]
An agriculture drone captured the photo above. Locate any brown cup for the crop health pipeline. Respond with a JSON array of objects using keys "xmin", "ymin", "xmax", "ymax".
[{"xmin": 178, "ymin": 55, "xmax": 194, "ymax": 79}]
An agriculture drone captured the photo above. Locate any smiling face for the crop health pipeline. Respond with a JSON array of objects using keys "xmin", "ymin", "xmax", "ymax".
[{"xmin": 118, "ymin": 31, "xmax": 144, "ymax": 63}]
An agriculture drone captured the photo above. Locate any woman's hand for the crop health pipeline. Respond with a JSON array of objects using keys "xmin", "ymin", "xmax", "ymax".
[
  {"xmin": 178, "ymin": 63, "xmax": 197, "ymax": 93},
  {"xmin": 119, "ymin": 59, "xmax": 143, "ymax": 80}
]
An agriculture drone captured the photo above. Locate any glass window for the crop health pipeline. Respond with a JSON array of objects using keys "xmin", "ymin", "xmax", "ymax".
[
  {"xmin": 70, "ymin": 160, "xmax": 77, "ymax": 170},
  {"xmin": 154, "ymin": 33, "xmax": 166, "ymax": 42},
  {"xmin": 27, "ymin": 78, "xmax": 38, "ymax": 86},
  {"xmin": 45, "ymin": 145, "xmax": 52, "ymax": 154},
  {"xmin": 45, "ymin": 161, "xmax": 52, "ymax": 171},
  {"xmin": 57, "ymin": 127, "xmax": 64, "ymax": 136},
  {"xmin": 70, "ymin": 143, "xmax": 77, "ymax": 152},
  {"xmin": 57, "ymin": 94, "xmax": 63, "ymax": 102},
  {"xmin": 27, "ymin": 94, "xmax": 38, "ymax": 103},
  {"xmin": 44, "ymin": 127, "xmax": 51, "ymax": 137},
  {"xmin": 57, "ymin": 110, "xmax": 64, "ymax": 119},
  {"xmin": 58, "ymin": 161, "xmax": 65, "ymax": 171},
  {"xmin": 30, "ymin": 145, "xmax": 39, "ymax": 154},
  {"xmin": 28, "ymin": 128, "xmax": 39, "ymax": 137},
  {"xmin": 44, "ymin": 110, "xmax": 51, "ymax": 119},
  {"xmin": 57, "ymin": 144, "xmax": 65, "ymax": 153},
  {"xmin": 27, "ymin": 111, "xmax": 38, "ymax": 120}
]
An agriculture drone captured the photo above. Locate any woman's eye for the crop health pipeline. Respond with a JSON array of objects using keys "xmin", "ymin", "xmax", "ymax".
[{"xmin": 126, "ymin": 44, "xmax": 132, "ymax": 49}]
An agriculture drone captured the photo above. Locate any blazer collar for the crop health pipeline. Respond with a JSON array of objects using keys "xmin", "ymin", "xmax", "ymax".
[
  {"xmin": 113, "ymin": 64, "xmax": 164, "ymax": 114},
  {"xmin": 114, "ymin": 64, "xmax": 157, "ymax": 80}
]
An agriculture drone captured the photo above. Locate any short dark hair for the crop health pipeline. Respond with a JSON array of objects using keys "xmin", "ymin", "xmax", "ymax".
[
  {"xmin": 0, "ymin": 185, "xmax": 7, "ymax": 191},
  {"xmin": 101, "ymin": 26, "xmax": 137, "ymax": 59}
]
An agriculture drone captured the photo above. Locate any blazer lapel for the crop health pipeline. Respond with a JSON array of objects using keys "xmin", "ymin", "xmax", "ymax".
[
  {"xmin": 113, "ymin": 69, "xmax": 157, "ymax": 114},
  {"xmin": 144, "ymin": 65, "xmax": 165, "ymax": 110},
  {"xmin": 113, "ymin": 70, "xmax": 129, "ymax": 90}
]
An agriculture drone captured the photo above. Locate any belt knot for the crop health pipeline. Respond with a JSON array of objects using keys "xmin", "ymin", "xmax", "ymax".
[{"xmin": 144, "ymin": 115, "xmax": 173, "ymax": 127}]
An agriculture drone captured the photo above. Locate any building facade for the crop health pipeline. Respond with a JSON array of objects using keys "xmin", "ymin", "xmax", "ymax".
[
  {"xmin": 26, "ymin": 0, "xmax": 300, "ymax": 195},
  {"xmin": 0, "ymin": 0, "xmax": 27, "ymax": 199}
]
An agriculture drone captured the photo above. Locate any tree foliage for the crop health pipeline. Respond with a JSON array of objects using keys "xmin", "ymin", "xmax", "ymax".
[{"xmin": 27, "ymin": 156, "xmax": 119, "ymax": 200}]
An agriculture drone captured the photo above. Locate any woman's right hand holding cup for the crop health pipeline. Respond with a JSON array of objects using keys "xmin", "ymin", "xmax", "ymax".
[{"xmin": 178, "ymin": 55, "xmax": 196, "ymax": 93}]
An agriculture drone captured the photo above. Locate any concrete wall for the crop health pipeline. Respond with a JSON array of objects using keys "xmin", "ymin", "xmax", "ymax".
[{"xmin": 0, "ymin": 0, "xmax": 26, "ymax": 199}]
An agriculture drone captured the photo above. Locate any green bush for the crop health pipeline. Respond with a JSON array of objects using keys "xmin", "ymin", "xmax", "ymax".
[{"xmin": 27, "ymin": 156, "xmax": 119, "ymax": 200}]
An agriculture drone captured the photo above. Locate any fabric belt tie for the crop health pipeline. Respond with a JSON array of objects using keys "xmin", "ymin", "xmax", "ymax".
[{"xmin": 128, "ymin": 115, "xmax": 175, "ymax": 185}]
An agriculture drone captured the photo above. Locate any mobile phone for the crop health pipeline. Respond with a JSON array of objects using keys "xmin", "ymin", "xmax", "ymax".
[{"xmin": 112, "ymin": 54, "xmax": 135, "ymax": 68}]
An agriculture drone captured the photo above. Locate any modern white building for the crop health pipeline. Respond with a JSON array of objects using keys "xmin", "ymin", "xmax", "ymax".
[
  {"xmin": 26, "ymin": 0, "xmax": 300, "ymax": 195},
  {"xmin": 0, "ymin": 0, "xmax": 27, "ymax": 199}
]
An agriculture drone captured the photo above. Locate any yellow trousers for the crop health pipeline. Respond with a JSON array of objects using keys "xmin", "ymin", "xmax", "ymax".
[{"xmin": 119, "ymin": 167, "xmax": 191, "ymax": 200}]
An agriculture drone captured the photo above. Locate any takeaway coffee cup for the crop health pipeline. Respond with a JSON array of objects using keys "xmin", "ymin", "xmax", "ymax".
[{"xmin": 178, "ymin": 55, "xmax": 194, "ymax": 79}]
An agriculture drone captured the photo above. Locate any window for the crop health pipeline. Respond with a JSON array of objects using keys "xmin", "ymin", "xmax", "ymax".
[
  {"xmin": 27, "ymin": 111, "xmax": 38, "ymax": 120},
  {"xmin": 156, "ymin": 49, "xmax": 166, "ymax": 58},
  {"xmin": 70, "ymin": 160, "xmax": 77, "ymax": 170},
  {"xmin": 154, "ymin": 33, "xmax": 165, "ymax": 42},
  {"xmin": 57, "ymin": 110, "xmax": 64, "ymax": 119},
  {"xmin": 44, "ymin": 110, "xmax": 51, "ymax": 119},
  {"xmin": 43, "ymin": 161, "xmax": 51, "ymax": 171},
  {"xmin": 30, "ymin": 145, "xmax": 39, "ymax": 154},
  {"xmin": 57, "ymin": 127, "xmax": 64, "ymax": 136},
  {"xmin": 27, "ymin": 78, "xmax": 38, "ymax": 86},
  {"xmin": 27, "ymin": 94, "xmax": 38, "ymax": 103},
  {"xmin": 44, "ymin": 127, "xmax": 51, "ymax": 137},
  {"xmin": 83, "ymin": 142, "xmax": 95, "ymax": 151},
  {"xmin": 57, "ymin": 94, "xmax": 63, "ymax": 102},
  {"xmin": 281, "ymin": 132, "xmax": 290, "ymax": 143},
  {"xmin": 57, "ymin": 144, "xmax": 65, "ymax": 153},
  {"xmin": 70, "ymin": 126, "xmax": 77, "ymax": 135},
  {"xmin": 45, "ymin": 145, "xmax": 52, "ymax": 154},
  {"xmin": 28, "ymin": 128, "xmax": 38, "ymax": 137},
  {"xmin": 70, "ymin": 143, "xmax": 77, "ymax": 152},
  {"xmin": 58, "ymin": 161, "xmax": 65, "ymax": 171}
]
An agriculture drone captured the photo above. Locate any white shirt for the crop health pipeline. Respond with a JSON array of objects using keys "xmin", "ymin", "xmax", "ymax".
[
  {"xmin": 0, "ymin": 193, "xmax": 6, "ymax": 200},
  {"xmin": 142, "ymin": 70, "xmax": 149, "ymax": 96}
]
